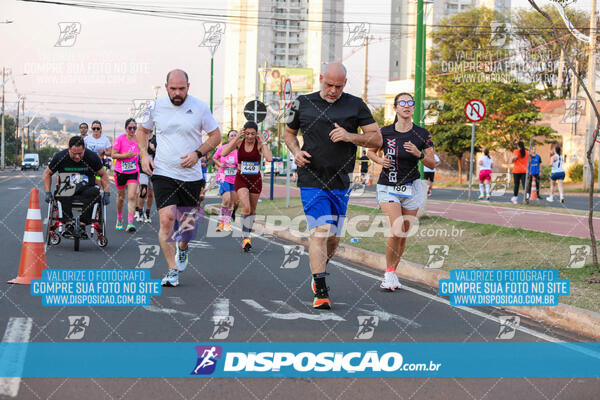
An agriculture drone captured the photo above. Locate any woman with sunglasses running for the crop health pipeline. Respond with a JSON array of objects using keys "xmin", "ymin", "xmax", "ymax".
[
  {"xmin": 367, "ymin": 93, "xmax": 436, "ymax": 291},
  {"xmin": 112, "ymin": 118, "xmax": 140, "ymax": 232},
  {"xmin": 213, "ymin": 129, "xmax": 239, "ymax": 232},
  {"xmin": 221, "ymin": 121, "xmax": 272, "ymax": 251}
]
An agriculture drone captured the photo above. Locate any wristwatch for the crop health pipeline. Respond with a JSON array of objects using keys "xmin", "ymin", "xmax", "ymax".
[
  {"xmin": 418, "ymin": 153, "xmax": 425, "ymax": 160},
  {"xmin": 195, "ymin": 150, "xmax": 203, "ymax": 159}
]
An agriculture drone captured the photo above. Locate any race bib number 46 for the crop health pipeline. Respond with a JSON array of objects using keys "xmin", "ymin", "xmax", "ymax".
[
  {"xmin": 240, "ymin": 161, "xmax": 259, "ymax": 175},
  {"xmin": 391, "ymin": 183, "xmax": 412, "ymax": 198}
]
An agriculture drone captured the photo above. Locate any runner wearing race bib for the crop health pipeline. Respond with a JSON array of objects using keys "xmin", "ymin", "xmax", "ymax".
[
  {"xmin": 112, "ymin": 118, "xmax": 140, "ymax": 232},
  {"xmin": 367, "ymin": 92, "xmax": 436, "ymax": 292},
  {"xmin": 221, "ymin": 121, "xmax": 273, "ymax": 252},
  {"xmin": 213, "ymin": 129, "xmax": 239, "ymax": 232},
  {"xmin": 135, "ymin": 135, "xmax": 156, "ymax": 223},
  {"xmin": 84, "ymin": 120, "xmax": 112, "ymax": 183},
  {"xmin": 547, "ymin": 144, "xmax": 565, "ymax": 203}
]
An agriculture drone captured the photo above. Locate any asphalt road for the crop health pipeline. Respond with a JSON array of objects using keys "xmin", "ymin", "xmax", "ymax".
[{"xmin": 0, "ymin": 170, "xmax": 598, "ymax": 399}]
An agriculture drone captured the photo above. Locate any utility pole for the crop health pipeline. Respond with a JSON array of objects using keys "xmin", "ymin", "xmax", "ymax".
[
  {"xmin": 556, "ymin": 48, "xmax": 565, "ymax": 98},
  {"xmin": 584, "ymin": 0, "xmax": 597, "ymax": 189},
  {"xmin": 229, "ymin": 95, "xmax": 233, "ymax": 131},
  {"xmin": 414, "ymin": 0, "xmax": 425, "ymax": 126},
  {"xmin": 1, "ymin": 67, "xmax": 5, "ymax": 169},
  {"xmin": 21, "ymin": 97, "xmax": 25, "ymax": 159},
  {"xmin": 362, "ymin": 36, "xmax": 369, "ymax": 104},
  {"xmin": 15, "ymin": 97, "xmax": 20, "ymax": 161}
]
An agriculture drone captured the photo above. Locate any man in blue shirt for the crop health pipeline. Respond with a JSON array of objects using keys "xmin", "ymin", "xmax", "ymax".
[{"xmin": 526, "ymin": 146, "xmax": 542, "ymax": 199}]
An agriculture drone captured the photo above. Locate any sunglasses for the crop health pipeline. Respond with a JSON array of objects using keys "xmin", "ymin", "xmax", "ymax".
[
  {"xmin": 91, "ymin": 127, "xmax": 101, "ymax": 131},
  {"xmin": 127, "ymin": 126, "xmax": 137, "ymax": 131},
  {"xmin": 396, "ymin": 100, "xmax": 415, "ymax": 107}
]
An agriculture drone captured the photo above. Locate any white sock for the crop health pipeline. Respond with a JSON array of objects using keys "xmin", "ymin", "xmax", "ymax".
[
  {"xmin": 479, "ymin": 184, "xmax": 484, "ymax": 196},
  {"xmin": 485, "ymin": 184, "xmax": 490, "ymax": 195}
]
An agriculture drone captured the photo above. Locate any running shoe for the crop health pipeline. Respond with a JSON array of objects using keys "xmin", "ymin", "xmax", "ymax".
[
  {"xmin": 161, "ymin": 269, "xmax": 179, "ymax": 287},
  {"xmin": 392, "ymin": 273, "xmax": 403, "ymax": 290},
  {"xmin": 380, "ymin": 271, "xmax": 401, "ymax": 291},
  {"xmin": 135, "ymin": 211, "xmax": 143, "ymax": 222},
  {"xmin": 216, "ymin": 222, "xmax": 224, "ymax": 232},
  {"xmin": 546, "ymin": 196, "xmax": 554, "ymax": 202},
  {"xmin": 242, "ymin": 238, "xmax": 252, "ymax": 252},
  {"xmin": 143, "ymin": 214, "xmax": 152, "ymax": 223},
  {"xmin": 510, "ymin": 196, "xmax": 518, "ymax": 204},
  {"xmin": 223, "ymin": 223, "xmax": 232, "ymax": 232},
  {"xmin": 486, "ymin": 195, "xmax": 491, "ymax": 200},
  {"xmin": 478, "ymin": 194, "xmax": 485, "ymax": 200},
  {"xmin": 115, "ymin": 219, "xmax": 124, "ymax": 231},
  {"xmin": 126, "ymin": 223, "xmax": 136, "ymax": 233},
  {"xmin": 560, "ymin": 197, "xmax": 565, "ymax": 203},
  {"xmin": 313, "ymin": 286, "xmax": 331, "ymax": 309},
  {"xmin": 175, "ymin": 242, "xmax": 189, "ymax": 272},
  {"xmin": 63, "ymin": 223, "xmax": 75, "ymax": 237}
]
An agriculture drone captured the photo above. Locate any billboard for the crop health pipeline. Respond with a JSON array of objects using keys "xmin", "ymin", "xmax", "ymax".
[{"xmin": 259, "ymin": 67, "xmax": 314, "ymax": 92}]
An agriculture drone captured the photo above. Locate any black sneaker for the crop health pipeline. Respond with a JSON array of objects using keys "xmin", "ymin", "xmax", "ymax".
[
  {"xmin": 63, "ymin": 223, "xmax": 75, "ymax": 237},
  {"xmin": 313, "ymin": 286, "xmax": 331, "ymax": 309}
]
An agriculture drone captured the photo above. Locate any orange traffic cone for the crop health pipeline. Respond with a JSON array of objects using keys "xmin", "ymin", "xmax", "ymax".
[
  {"xmin": 8, "ymin": 189, "xmax": 47, "ymax": 284},
  {"xmin": 530, "ymin": 177, "xmax": 539, "ymax": 201}
]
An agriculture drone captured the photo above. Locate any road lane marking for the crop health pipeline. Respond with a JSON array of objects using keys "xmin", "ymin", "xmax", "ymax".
[
  {"xmin": 241, "ymin": 299, "xmax": 345, "ymax": 321},
  {"xmin": 0, "ymin": 317, "xmax": 33, "ymax": 398}
]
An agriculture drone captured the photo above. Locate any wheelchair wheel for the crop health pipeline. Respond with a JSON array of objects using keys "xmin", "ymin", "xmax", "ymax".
[
  {"xmin": 74, "ymin": 216, "xmax": 80, "ymax": 252},
  {"xmin": 45, "ymin": 201, "xmax": 61, "ymax": 247},
  {"xmin": 97, "ymin": 236, "xmax": 108, "ymax": 247}
]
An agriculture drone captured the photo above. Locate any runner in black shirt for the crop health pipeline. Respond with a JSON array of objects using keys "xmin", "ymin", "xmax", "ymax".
[
  {"xmin": 359, "ymin": 151, "xmax": 370, "ymax": 184},
  {"xmin": 284, "ymin": 62, "xmax": 382, "ymax": 309},
  {"xmin": 367, "ymin": 92, "xmax": 436, "ymax": 291},
  {"xmin": 43, "ymin": 136, "xmax": 110, "ymax": 235}
]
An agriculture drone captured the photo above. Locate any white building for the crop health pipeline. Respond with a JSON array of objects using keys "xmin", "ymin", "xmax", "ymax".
[{"xmin": 223, "ymin": 0, "xmax": 344, "ymax": 131}]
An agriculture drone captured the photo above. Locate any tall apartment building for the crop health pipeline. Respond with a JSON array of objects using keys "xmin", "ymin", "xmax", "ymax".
[{"xmin": 223, "ymin": 0, "xmax": 344, "ymax": 131}]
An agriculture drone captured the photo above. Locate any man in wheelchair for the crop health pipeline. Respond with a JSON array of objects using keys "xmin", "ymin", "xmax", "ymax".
[{"xmin": 43, "ymin": 136, "xmax": 111, "ymax": 237}]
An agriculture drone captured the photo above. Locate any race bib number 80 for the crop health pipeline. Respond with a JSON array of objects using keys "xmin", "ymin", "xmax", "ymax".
[
  {"xmin": 241, "ymin": 161, "xmax": 259, "ymax": 175},
  {"xmin": 391, "ymin": 183, "xmax": 413, "ymax": 198}
]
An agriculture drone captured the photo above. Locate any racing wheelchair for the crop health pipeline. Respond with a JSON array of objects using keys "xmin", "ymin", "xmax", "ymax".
[{"xmin": 45, "ymin": 176, "xmax": 108, "ymax": 251}]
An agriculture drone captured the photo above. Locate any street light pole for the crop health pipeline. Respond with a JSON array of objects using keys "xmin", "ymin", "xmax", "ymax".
[
  {"xmin": 1, "ymin": 67, "xmax": 5, "ymax": 169},
  {"xmin": 414, "ymin": 0, "xmax": 424, "ymax": 127}
]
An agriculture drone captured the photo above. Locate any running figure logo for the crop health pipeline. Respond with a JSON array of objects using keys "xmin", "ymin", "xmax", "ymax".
[
  {"xmin": 496, "ymin": 316, "xmax": 520, "ymax": 340},
  {"xmin": 560, "ymin": 100, "xmax": 585, "ymax": 124},
  {"xmin": 488, "ymin": 22, "xmax": 510, "ymax": 46},
  {"xmin": 281, "ymin": 245, "xmax": 303, "ymax": 269},
  {"xmin": 344, "ymin": 22, "xmax": 370, "ymax": 47},
  {"xmin": 210, "ymin": 316, "xmax": 234, "ymax": 340},
  {"xmin": 354, "ymin": 316, "xmax": 379, "ymax": 339},
  {"xmin": 567, "ymin": 245, "xmax": 590, "ymax": 268},
  {"xmin": 199, "ymin": 22, "xmax": 226, "ymax": 55},
  {"xmin": 490, "ymin": 173, "xmax": 510, "ymax": 196},
  {"xmin": 55, "ymin": 22, "xmax": 81, "ymax": 47},
  {"xmin": 426, "ymin": 245, "xmax": 449, "ymax": 269},
  {"xmin": 423, "ymin": 100, "xmax": 444, "ymax": 125},
  {"xmin": 131, "ymin": 99, "xmax": 155, "ymax": 124},
  {"xmin": 65, "ymin": 316, "xmax": 90, "ymax": 340},
  {"xmin": 136, "ymin": 245, "xmax": 160, "ymax": 269},
  {"xmin": 169, "ymin": 207, "xmax": 202, "ymax": 243},
  {"xmin": 349, "ymin": 173, "xmax": 366, "ymax": 197},
  {"xmin": 191, "ymin": 345, "xmax": 222, "ymax": 375}
]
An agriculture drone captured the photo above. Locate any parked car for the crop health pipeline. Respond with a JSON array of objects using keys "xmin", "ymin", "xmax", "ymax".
[{"xmin": 21, "ymin": 153, "xmax": 40, "ymax": 171}]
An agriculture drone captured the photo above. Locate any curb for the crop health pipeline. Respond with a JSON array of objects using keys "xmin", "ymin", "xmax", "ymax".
[{"xmin": 204, "ymin": 204, "xmax": 600, "ymax": 340}]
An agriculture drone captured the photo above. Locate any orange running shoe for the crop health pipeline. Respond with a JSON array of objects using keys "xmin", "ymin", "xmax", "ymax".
[{"xmin": 216, "ymin": 222, "xmax": 224, "ymax": 232}]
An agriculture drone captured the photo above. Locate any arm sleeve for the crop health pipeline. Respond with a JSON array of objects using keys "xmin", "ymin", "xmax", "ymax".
[
  {"xmin": 357, "ymin": 100, "xmax": 376, "ymax": 126},
  {"xmin": 201, "ymin": 103, "xmax": 219, "ymax": 133},
  {"xmin": 141, "ymin": 103, "xmax": 155, "ymax": 131},
  {"xmin": 286, "ymin": 96, "xmax": 301, "ymax": 130}
]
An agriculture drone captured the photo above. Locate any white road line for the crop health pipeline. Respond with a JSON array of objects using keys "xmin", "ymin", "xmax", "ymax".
[
  {"xmin": 0, "ymin": 317, "xmax": 33, "ymax": 398},
  {"xmin": 168, "ymin": 297, "xmax": 185, "ymax": 305},
  {"xmin": 241, "ymin": 299, "xmax": 345, "ymax": 321},
  {"xmin": 213, "ymin": 297, "xmax": 230, "ymax": 318},
  {"xmin": 143, "ymin": 305, "xmax": 200, "ymax": 320},
  {"xmin": 204, "ymin": 214, "xmax": 559, "ymax": 342}
]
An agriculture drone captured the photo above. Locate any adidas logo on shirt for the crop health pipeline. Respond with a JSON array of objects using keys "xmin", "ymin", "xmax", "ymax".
[{"xmin": 186, "ymin": 109, "xmax": 193, "ymax": 114}]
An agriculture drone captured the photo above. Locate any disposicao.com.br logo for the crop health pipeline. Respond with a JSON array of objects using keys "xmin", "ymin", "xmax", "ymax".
[{"xmin": 191, "ymin": 346, "xmax": 442, "ymax": 376}]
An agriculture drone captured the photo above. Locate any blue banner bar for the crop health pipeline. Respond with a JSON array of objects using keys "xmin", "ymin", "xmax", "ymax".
[{"xmin": 1, "ymin": 342, "xmax": 599, "ymax": 377}]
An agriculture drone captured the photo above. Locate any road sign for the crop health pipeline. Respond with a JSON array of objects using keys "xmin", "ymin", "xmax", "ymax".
[
  {"xmin": 284, "ymin": 79, "xmax": 292, "ymax": 108},
  {"xmin": 243, "ymin": 100, "xmax": 267, "ymax": 123},
  {"xmin": 260, "ymin": 130, "xmax": 270, "ymax": 142},
  {"xmin": 464, "ymin": 99, "xmax": 486, "ymax": 122}
]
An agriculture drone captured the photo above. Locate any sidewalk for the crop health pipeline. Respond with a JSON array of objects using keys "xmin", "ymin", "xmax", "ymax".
[{"xmin": 261, "ymin": 183, "xmax": 600, "ymax": 239}]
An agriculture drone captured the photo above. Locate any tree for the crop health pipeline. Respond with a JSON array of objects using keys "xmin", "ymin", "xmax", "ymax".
[
  {"xmin": 38, "ymin": 146, "xmax": 61, "ymax": 165},
  {"xmin": 371, "ymin": 106, "xmax": 387, "ymax": 128},
  {"xmin": 513, "ymin": 5, "xmax": 589, "ymax": 97},
  {"xmin": 1, "ymin": 116, "xmax": 18, "ymax": 165}
]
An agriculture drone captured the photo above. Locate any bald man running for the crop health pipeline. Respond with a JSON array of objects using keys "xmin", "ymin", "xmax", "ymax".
[
  {"xmin": 138, "ymin": 69, "xmax": 221, "ymax": 287},
  {"xmin": 284, "ymin": 62, "xmax": 382, "ymax": 309}
]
